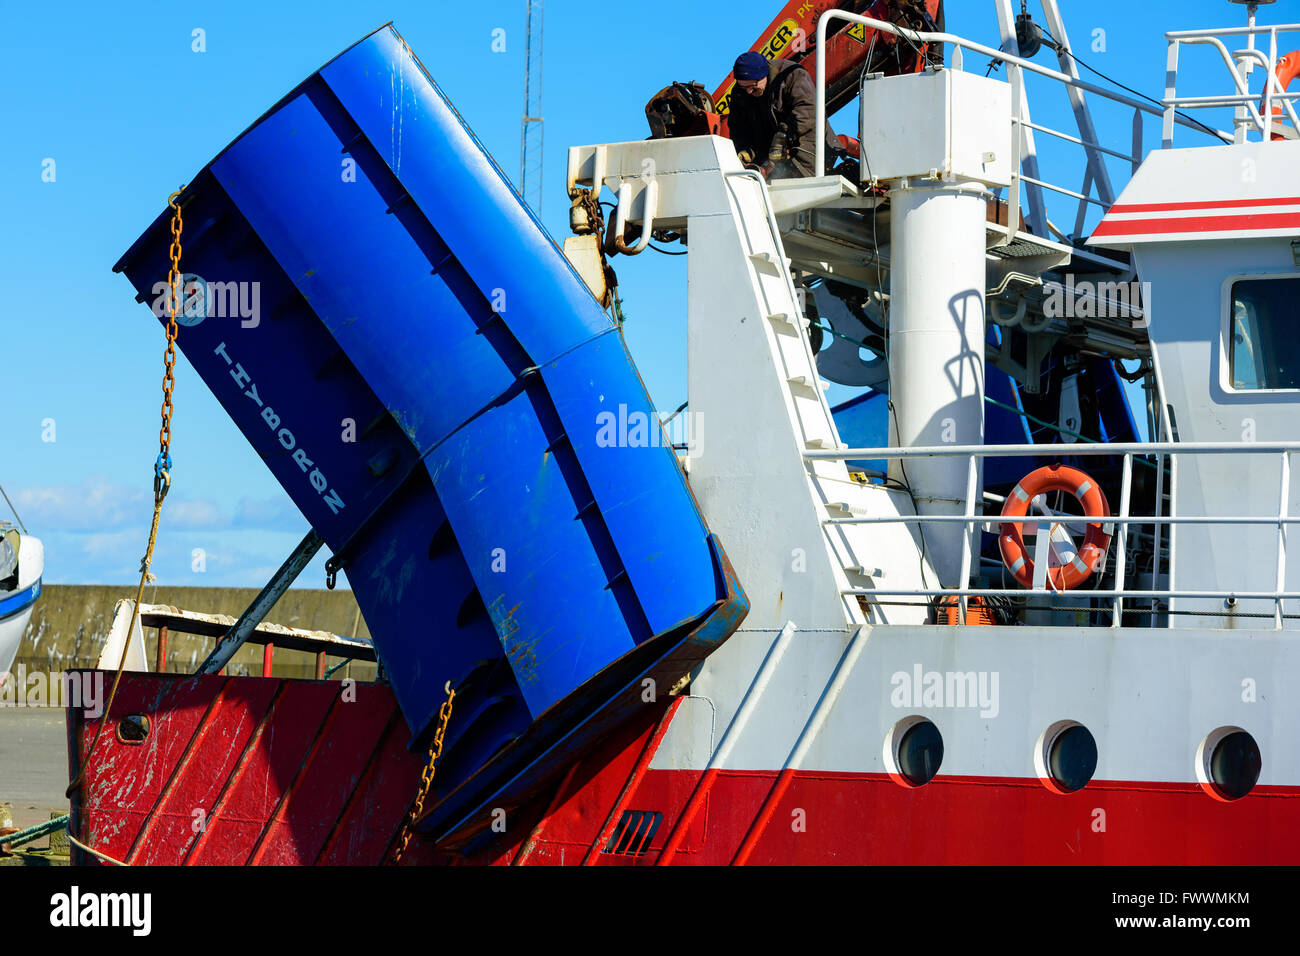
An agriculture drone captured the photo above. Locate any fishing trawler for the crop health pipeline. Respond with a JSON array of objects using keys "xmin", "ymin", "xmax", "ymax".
[{"xmin": 66, "ymin": 0, "xmax": 1300, "ymax": 865}]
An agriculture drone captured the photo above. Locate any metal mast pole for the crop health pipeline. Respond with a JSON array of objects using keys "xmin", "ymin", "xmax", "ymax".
[
  {"xmin": 1039, "ymin": 0, "xmax": 1116, "ymax": 208},
  {"xmin": 521, "ymin": 0, "xmax": 544, "ymax": 214},
  {"xmin": 994, "ymin": 0, "xmax": 1048, "ymax": 237}
]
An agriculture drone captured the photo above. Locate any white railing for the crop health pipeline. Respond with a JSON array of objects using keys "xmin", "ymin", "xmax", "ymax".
[
  {"xmin": 813, "ymin": 11, "xmax": 1232, "ymax": 244},
  {"xmin": 804, "ymin": 441, "xmax": 1300, "ymax": 630},
  {"xmin": 1163, "ymin": 23, "xmax": 1300, "ymax": 146}
]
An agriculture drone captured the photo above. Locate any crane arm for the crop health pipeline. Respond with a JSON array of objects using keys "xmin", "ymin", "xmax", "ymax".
[{"xmin": 646, "ymin": 0, "xmax": 944, "ymax": 140}]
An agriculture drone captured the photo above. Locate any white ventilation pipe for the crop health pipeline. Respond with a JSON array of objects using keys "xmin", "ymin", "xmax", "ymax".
[{"xmin": 887, "ymin": 178, "xmax": 988, "ymax": 587}]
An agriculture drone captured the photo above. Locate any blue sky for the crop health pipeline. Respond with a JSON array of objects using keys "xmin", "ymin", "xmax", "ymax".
[{"xmin": 0, "ymin": 0, "xmax": 1282, "ymax": 587}]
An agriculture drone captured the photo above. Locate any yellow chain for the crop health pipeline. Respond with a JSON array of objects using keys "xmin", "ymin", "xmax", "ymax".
[
  {"xmin": 66, "ymin": 188, "xmax": 185, "ymax": 806},
  {"xmin": 390, "ymin": 681, "xmax": 457, "ymax": 865},
  {"xmin": 157, "ymin": 189, "xmax": 184, "ymax": 500}
]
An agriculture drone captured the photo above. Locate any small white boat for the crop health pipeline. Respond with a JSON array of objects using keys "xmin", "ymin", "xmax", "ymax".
[{"xmin": 0, "ymin": 520, "xmax": 42, "ymax": 686}]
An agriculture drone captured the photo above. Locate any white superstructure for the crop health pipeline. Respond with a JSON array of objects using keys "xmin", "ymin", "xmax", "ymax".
[{"xmin": 555, "ymin": 3, "xmax": 1300, "ymax": 853}]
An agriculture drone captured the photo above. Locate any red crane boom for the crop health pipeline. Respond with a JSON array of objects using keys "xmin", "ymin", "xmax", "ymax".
[{"xmin": 645, "ymin": 0, "xmax": 944, "ymax": 142}]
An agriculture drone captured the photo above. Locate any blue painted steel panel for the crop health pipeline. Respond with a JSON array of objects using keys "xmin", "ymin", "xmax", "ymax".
[
  {"xmin": 210, "ymin": 95, "xmax": 519, "ymax": 453},
  {"xmin": 0, "ymin": 579, "xmax": 41, "ymax": 623},
  {"xmin": 831, "ymin": 370, "xmax": 1036, "ymax": 486},
  {"xmin": 831, "ymin": 391, "xmax": 889, "ymax": 475},
  {"xmin": 542, "ymin": 338, "xmax": 720, "ymax": 636},
  {"xmin": 426, "ymin": 392, "xmax": 639, "ymax": 713},
  {"xmin": 113, "ymin": 24, "xmax": 746, "ymax": 823},
  {"xmin": 319, "ymin": 32, "xmax": 612, "ymax": 363}
]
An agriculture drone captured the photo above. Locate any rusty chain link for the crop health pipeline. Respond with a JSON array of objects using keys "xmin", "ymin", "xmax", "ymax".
[
  {"xmin": 66, "ymin": 187, "xmax": 185, "ymax": 809},
  {"xmin": 156, "ymin": 188, "xmax": 184, "ymax": 502},
  {"xmin": 389, "ymin": 680, "xmax": 457, "ymax": 864}
]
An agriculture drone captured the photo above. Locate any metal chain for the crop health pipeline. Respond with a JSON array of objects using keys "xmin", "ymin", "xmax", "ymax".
[
  {"xmin": 66, "ymin": 187, "xmax": 185, "ymax": 810},
  {"xmin": 389, "ymin": 681, "xmax": 457, "ymax": 865},
  {"xmin": 156, "ymin": 188, "xmax": 184, "ymax": 502}
]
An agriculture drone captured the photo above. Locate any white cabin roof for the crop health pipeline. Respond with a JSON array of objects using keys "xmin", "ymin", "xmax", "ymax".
[{"xmin": 1088, "ymin": 140, "xmax": 1300, "ymax": 249}]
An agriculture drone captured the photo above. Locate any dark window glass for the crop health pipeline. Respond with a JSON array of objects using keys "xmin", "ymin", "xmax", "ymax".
[
  {"xmin": 1230, "ymin": 278, "xmax": 1300, "ymax": 389},
  {"xmin": 1047, "ymin": 724, "xmax": 1097, "ymax": 792},
  {"xmin": 1209, "ymin": 730, "xmax": 1261, "ymax": 800},
  {"xmin": 898, "ymin": 720, "xmax": 943, "ymax": 786}
]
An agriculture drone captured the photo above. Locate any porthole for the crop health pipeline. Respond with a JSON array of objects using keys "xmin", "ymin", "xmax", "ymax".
[
  {"xmin": 115, "ymin": 714, "xmax": 150, "ymax": 745},
  {"xmin": 1196, "ymin": 726, "xmax": 1261, "ymax": 801},
  {"xmin": 884, "ymin": 716, "xmax": 943, "ymax": 787},
  {"xmin": 1034, "ymin": 720, "xmax": 1097, "ymax": 794}
]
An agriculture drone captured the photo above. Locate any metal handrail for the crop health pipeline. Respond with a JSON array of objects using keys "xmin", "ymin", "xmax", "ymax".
[
  {"xmin": 846, "ymin": 588, "xmax": 1300, "ymax": 599},
  {"xmin": 814, "ymin": 11, "xmax": 1232, "ymax": 178},
  {"xmin": 1166, "ymin": 24, "xmax": 1300, "ymax": 39},
  {"xmin": 827, "ymin": 515, "xmax": 1300, "ymax": 526},
  {"xmin": 1163, "ymin": 23, "xmax": 1300, "ymax": 145},
  {"xmin": 805, "ymin": 440, "xmax": 1300, "ymax": 458},
  {"xmin": 1017, "ymin": 118, "xmax": 1140, "ymax": 166},
  {"xmin": 1019, "ymin": 173, "xmax": 1108, "ymax": 208},
  {"xmin": 810, "ymin": 442, "xmax": 1297, "ymax": 629}
]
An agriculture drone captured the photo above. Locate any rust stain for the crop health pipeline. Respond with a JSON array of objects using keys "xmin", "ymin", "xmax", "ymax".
[{"xmin": 490, "ymin": 598, "xmax": 544, "ymax": 687}]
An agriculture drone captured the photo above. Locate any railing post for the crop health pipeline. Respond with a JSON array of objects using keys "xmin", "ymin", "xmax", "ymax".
[
  {"xmin": 155, "ymin": 625, "xmax": 168, "ymax": 674},
  {"xmin": 995, "ymin": 0, "xmax": 1047, "ymax": 236},
  {"xmin": 1112, "ymin": 454, "xmax": 1133, "ymax": 627},
  {"xmin": 1276, "ymin": 451, "xmax": 1290, "ymax": 629},
  {"xmin": 1163, "ymin": 40, "xmax": 1179, "ymax": 148},
  {"xmin": 1072, "ymin": 167, "xmax": 1093, "ymax": 239},
  {"xmin": 1006, "ymin": 71, "xmax": 1023, "ymax": 245},
  {"xmin": 814, "ymin": 15, "xmax": 829, "ymax": 178},
  {"xmin": 1032, "ymin": 521, "xmax": 1052, "ymax": 590},
  {"xmin": 1168, "ymin": 451, "xmax": 1179, "ymax": 614},
  {"xmin": 957, "ymin": 454, "xmax": 979, "ymax": 624},
  {"xmin": 1265, "ymin": 28, "xmax": 1279, "ymax": 141},
  {"xmin": 262, "ymin": 642, "xmax": 274, "ymax": 678},
  {"xmin": 1131, "ymin": 108, "xmax": 1143, "ymax": 175},
  {"xmin": 1151, "ymin": 454, "xmax": 1167, "ymax": 614}
]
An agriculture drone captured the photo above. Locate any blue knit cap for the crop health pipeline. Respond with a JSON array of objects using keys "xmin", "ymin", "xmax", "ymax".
[{"xmin": 733, "ymin": 51, "xmax": 769, "ymax": 82}]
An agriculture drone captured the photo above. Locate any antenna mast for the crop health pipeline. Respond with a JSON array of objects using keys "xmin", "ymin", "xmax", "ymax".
[{"xmin": 521, "ymin": 0, "xmax": 544, "ymax": 214}]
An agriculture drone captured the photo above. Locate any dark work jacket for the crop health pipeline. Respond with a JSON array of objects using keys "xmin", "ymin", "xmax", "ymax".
[{"xmin": 728, "ymin": 58, "xmax": 840, "ymax": 177}]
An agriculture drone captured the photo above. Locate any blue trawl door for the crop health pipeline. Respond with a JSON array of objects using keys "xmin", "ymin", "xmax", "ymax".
[{"xmin": 114, "ymin": 24, "xmax": 746, "ymax": 836}]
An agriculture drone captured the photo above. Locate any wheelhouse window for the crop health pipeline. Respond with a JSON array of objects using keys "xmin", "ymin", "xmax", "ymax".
[{"xmin": 1230, "ymin": 277, "xmax": 1300, "ymax": 389}]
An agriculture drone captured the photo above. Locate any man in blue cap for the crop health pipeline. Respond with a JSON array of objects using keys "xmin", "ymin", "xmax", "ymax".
[{"xmin": 727, "ymin": 51, "xmax": 840, "ymax": 178}]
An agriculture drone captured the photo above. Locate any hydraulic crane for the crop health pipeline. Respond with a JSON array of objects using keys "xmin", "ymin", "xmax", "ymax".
[
  {"xmin": 644, "ymin": 0, "xmax": 944, "ymax": 144},
  {"xmin": 567, "ymin": 2, "xmax": 945, "ymax": 318}
]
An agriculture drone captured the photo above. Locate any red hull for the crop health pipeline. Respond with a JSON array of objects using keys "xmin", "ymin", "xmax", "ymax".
[
  {"xmin": 68, "ymin": 673, "xmax": 1300, "ymax": 865},
  {"xmin": 66, "ymin": 671, "xmax": 432, "ymax": 866},
  {"xmin": 511, "ymin": 769, "xmax": 1300, "ymax": 865},
  {"xmin": 475, "ymin": 703, "xmax": 1300, "ymax": 865}
]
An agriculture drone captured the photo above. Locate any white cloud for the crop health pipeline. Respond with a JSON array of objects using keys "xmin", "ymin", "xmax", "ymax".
[
  {"xmin": 15, "ymin": 478, "xmax": 148, "ymax": 532},
  {"xmin": 35, "ymin": 527, "xmax": 333, "ymax": 589},
  {"xmin": 12, "ymin": 478, "xmax": 303, "ymax": 534}
]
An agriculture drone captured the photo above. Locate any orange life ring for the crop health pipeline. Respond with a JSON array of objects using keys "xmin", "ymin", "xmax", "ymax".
[
  {"xmin": 1270, "ymin": 50, "xmax": 1300, "ymax": 140},
  {"xmin": 999, "ymin": 464, "xmax": 1111, "ymax": 590}
]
